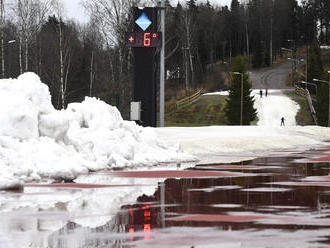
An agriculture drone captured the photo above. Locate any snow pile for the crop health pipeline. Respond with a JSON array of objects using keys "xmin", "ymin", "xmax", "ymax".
[
  {"xmin": 203, "ymin": 91, "xmax": 229, "ymax": 96},
  {"xmin": 0, "ymin": 73, "xmax": 193, "ymax": 189}
]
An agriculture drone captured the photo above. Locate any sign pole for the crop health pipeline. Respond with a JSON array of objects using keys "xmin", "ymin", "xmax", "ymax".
[
  {"xmin": 159, "ymin": 0, "xmax": 165, "ymax": 127},
  {"xmin": 127, "ymin": 8, "xmax": 162, "ymax": 127}
]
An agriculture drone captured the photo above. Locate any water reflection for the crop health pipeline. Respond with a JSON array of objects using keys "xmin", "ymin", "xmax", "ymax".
[{"xmin": 1, "ymin": 147, "xmax": 330, "ymax": 247}]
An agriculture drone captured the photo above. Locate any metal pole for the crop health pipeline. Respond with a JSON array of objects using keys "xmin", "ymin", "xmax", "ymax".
[
  {"xmin": 1, "ymin": 0, "xmax": 4, "ymax": 78},
  {"xmin": 159, "ymin": 0, "xmax": 165, "ymax": 127},
  {"xmin": 328, "ymin": 72, "xmax": 330, "ymax": 127},
  {"xmin": 306, "ymin": 45, "xmax": 308, "ymax": 83},
  {"xmin": 159, "ymin": 182, "xmax": 165, "ymax": 228},
  {"xmin": 240, "ymin": 74, "xmax": 243, "ymax": 125}
]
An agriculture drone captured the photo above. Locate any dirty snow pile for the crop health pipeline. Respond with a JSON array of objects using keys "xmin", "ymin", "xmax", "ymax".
[{"xmin": 0, "ymin": 73, "xmax": 193, "ymax": 189}]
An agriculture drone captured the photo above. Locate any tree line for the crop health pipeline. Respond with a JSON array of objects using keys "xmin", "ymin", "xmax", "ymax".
[{"xmin": 0, "ymin": 0, "xmax": 329, "ymax": 122}]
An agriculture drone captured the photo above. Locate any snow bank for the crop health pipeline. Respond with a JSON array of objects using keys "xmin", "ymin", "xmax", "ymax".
[
  {"xmin": 0, "ymin": 73, "xmax": 193, "ymax": 189},
  {"xmin": 156, "ymin": 88, "xmax": 330, "ymax": 163},
  {"xmin": 156, "ymin": 125, "xmax": 330, "ymax": 164}
]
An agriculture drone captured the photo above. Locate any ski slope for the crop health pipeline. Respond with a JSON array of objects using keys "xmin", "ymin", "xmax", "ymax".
[{"xmin": 252, "ymin": 89, "xmax": 299, "ymax": 126}]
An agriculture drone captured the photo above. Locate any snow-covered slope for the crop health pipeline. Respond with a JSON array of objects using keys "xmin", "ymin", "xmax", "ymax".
[{"xmin": 252, "ymin": 89, "xmax": 300, "ymax": 126}]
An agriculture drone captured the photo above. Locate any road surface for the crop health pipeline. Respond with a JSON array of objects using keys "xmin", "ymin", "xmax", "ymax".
[{"xmin": 249, "ymin": 61, "xmax": 292, "ymax": 89}]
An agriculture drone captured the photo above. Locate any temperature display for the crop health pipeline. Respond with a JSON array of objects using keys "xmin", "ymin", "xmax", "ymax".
[{"xmin": 127, "ymin": 32, "xmax": 162, "ymax": 48}]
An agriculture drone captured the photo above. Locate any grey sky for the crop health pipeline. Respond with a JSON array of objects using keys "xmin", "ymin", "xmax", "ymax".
[
  {"xmin": 63, "ymin": 0, "xmax": 89, "ymax": 23},
  {"xmin": 62, "ymin": 0, "xmax": 301, "ymax": 23},
  {"xmin": 62, "ymin": 0, "xmax": 232, "ymax": 23}
]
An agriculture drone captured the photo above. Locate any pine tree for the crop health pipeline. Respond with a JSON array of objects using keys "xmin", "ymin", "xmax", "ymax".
[
  {"xmin": 307, "ymin": 41, "xmax": 329, "ymax": 126},
  {"xmin": 307, "ymin": 41, "xmax": 323, "ymax": 83},
  {"xmin": 225, "ymin": 56, "xmax": 257, "ymax": 125}
]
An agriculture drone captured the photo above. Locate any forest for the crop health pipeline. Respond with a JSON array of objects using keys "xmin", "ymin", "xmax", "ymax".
[{"xmin": 0, "ymin": 0, "xmax": 329, "ymax": 119}]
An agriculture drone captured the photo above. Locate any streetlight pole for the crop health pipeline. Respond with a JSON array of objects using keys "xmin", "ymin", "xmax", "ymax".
[
  {"xmin": 233, "ymin": 72, "xmax": 244, "ymax": 125},
  {"xmin": 288, "ymin": 57, "xmax": 306, "ymax": 87},
  {"xmin": 159, "ymin": 0, "xmax": 165, "ymax": 127},
  {"xmin": 313, "ymin": 76, "xmax": 330, "ymax": 127},
  {"xmin": 281, "ymin": 47, "xmax": 294, "ymax": 85}
]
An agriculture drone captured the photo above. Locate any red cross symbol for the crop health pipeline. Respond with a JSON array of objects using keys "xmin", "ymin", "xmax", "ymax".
[{"xmin": 128, "ymin": 36, "xmax": 134, "ymax": 43}]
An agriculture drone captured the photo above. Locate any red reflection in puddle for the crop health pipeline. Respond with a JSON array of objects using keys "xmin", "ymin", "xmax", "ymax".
[
  {"xmin": 197, "ymin": 165, "xmax": 270, "ymax": 170},
  {"xmin": 295, "ymin": 154, "xmax": 330, "ymax": 163},
  {"xmin": 103, "ymin": 170, "xmax": 251, "ymax": 178},
  {"xmin": 271, "ymin": 181, "xmax": 330, "ymax": 187},
  {"xmin": 311, "ymin": 145, "xmax": 330, "ymax": 151},
  {"xmin": 25, "ymin": 183, "xmax": 151, "ymax": 189},
  {"xmin": 168, "ymin": 214, "xmax": 265, "ymax": 223},
  {"xmin": 303, "ymin": 175, "xmax": 330, "ymax": 181}
]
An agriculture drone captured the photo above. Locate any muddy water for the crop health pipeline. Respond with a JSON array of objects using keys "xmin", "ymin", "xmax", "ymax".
[{"xmin": 1, "ymin": 146, "xmax": 330, "ymax": 248}]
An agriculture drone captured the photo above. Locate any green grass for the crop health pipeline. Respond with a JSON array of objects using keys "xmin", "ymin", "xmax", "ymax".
[
  {"xmin": 162, "ymin": 91, "xmax": 315, "ymax": 127},
  {"xmin": 164, "ymin": 95, "xmax": 228, "ymax": 127},
  {"xmin": 284, "ymin": 91, "xmax": 315, "ymax": 125}
]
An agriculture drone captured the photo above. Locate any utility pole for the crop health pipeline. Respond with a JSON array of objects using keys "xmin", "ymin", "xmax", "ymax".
[
  {"xmin": 159, "ymin": 0, "xmax": 165, "ymax": 127},
  {"xmin": 270, "ymin": 9, "xmax": 273, "ymax": 66},
  {"xmin": 0, "ymin": 0, "xmax": 4, "ymax": 78},
  {"xmin": 240, "ymin": 73, "xmax": 243, "ymax": 125},
  {"xmin": 305, "ymin": 45, "xmax": 308, "ymax": 87},
  {"xmin": 328, "ymin": 71, "xmax": 330, "ymax": 128},
  {"xmin": 233, "ymin": 72, "xmax": 244, "ymax": 125},
  {"xmin": 245, "ymin": 24, "xmax": 249, "ymax": 64}
]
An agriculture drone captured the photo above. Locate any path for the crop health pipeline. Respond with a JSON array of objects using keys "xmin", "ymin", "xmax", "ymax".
[{"xmin": 249, "ymin": 61, "xmax": 292, "ymax": 89}]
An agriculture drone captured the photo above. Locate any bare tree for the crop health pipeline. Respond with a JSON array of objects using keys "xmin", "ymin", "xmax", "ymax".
[
  {"xmin": 83, "ymin": 0, "xmax": 139, "ymax": 80},
  {"xmin": 51, "ymin": 0, "xmax": 66, "ymax": 109},
  {"xmin": 13, "ymin": 0, "xmax": 51, "ymax": 73},
  {"xmin": 180, "ymin": 7, "xmax": 196, "ymax": 91},
  {"xmin": 82, "ymin": 0, "xmax": 141, "ymax": 116}
]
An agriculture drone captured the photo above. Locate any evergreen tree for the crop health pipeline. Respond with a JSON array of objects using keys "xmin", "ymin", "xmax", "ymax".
[
  {"xmin": 225, "ymin": 56, "xmax": 257, "ymax": 125},
  {"xmin": 317, "ymin": 82, "xmax": 329, "ymax": 126},
  {"xmin": 307, "ymin": 41, "xmax": 323, "ymax": 83},
  {"xmin": 307, "ymin": 41, "xmax": 329, "ymax": 126}
]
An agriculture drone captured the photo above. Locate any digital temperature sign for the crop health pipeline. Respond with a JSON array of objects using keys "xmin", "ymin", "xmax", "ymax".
[{"xmin": 127, "ymin": 32, "xmax": 162, "ymax": 48}]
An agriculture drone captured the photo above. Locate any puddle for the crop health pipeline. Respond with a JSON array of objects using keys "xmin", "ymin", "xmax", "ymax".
[{"xmin": 1, "ymin": 145, "xmax": 330, "ymax": 247}]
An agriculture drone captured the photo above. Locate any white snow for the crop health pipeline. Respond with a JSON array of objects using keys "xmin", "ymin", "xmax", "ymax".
[
  {"xmin": 252, "ymin": 89, "xmax": 300, "ymax": 126},
  {"xmin": 0, "ymin": 73, "xmax": 329, "ymax": 189},
  {"xmin": 203, "ymin": 91, "xmax": 229, "ymax": 96},
  {"xmin": 156, "ymin": 89, "xmax": 330, "ymax": 164},
  {"xmin": 0, "ymin": 73, "xmax": 193, "ymax": 189},
  {"xmin": 0, "ymin": 73, "xmax": 329, "ymax": 247}
]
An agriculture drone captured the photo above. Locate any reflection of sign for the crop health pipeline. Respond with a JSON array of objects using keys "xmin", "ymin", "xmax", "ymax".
[
  {"xmin": 135, "ymin": 13, "xmax": 152, "ymax": 31},
  {"xmin": 127, "ymin": 32, "xmax": 162, "ymax": 48}
]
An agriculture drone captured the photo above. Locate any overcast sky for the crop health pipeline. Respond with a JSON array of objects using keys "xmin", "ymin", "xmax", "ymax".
[
  {"xmin": 62, "ymin": 0, "xmax": 234, "ymax": 23},
  {"xmin": 62, "ymin": 0, "xmax": 88, "ymax": 23},
  {"xmin": 62, "ymin": 0, "xmax": 301, "ymax": 23}
]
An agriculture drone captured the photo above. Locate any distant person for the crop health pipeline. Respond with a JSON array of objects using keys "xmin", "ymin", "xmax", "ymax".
[
  {"xmin": 259, "ymin": 89, "xmax": 263, "ymax": 98},
  {"xmin": 265, "ymin": 88, "xmax": 268, "ymax": 97},
  {"xmin": 281, "ymin": 117, "xmax": 285, "ymax": 126}
]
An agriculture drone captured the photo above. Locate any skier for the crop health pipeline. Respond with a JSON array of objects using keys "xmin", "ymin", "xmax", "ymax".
[
  {"xmin": 259, "ymin": 89, "xmax": 263, "ymax": 98},
  {"xmin": 265, "ymin": 88, "xmax": 268, "ymax": 97},
  {"xmin": 280, "ymin": 117, "xmax": 285, "ymax": 126}
]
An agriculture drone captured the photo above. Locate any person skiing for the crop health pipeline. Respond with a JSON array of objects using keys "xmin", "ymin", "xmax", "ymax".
[
  {"xmin": 259, "ymin": 89, "xmax": 263, "ymax": 98},
  {"xmin": 281, "ymin": 117, "xmax": 285, "ymax": 126},
  {"xmin": 265, "ymin": 88, "xmax": 268, "ymax": 97}
]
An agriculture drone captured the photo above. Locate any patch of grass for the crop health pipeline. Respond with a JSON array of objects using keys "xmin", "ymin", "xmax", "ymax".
[
  {"xmin": 285, "ymin": 91, "xmax": 315, "ymax": 125},
  {"xmin": 164, "ymin": 95, "xmax": 227, "ymax": 126}
]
